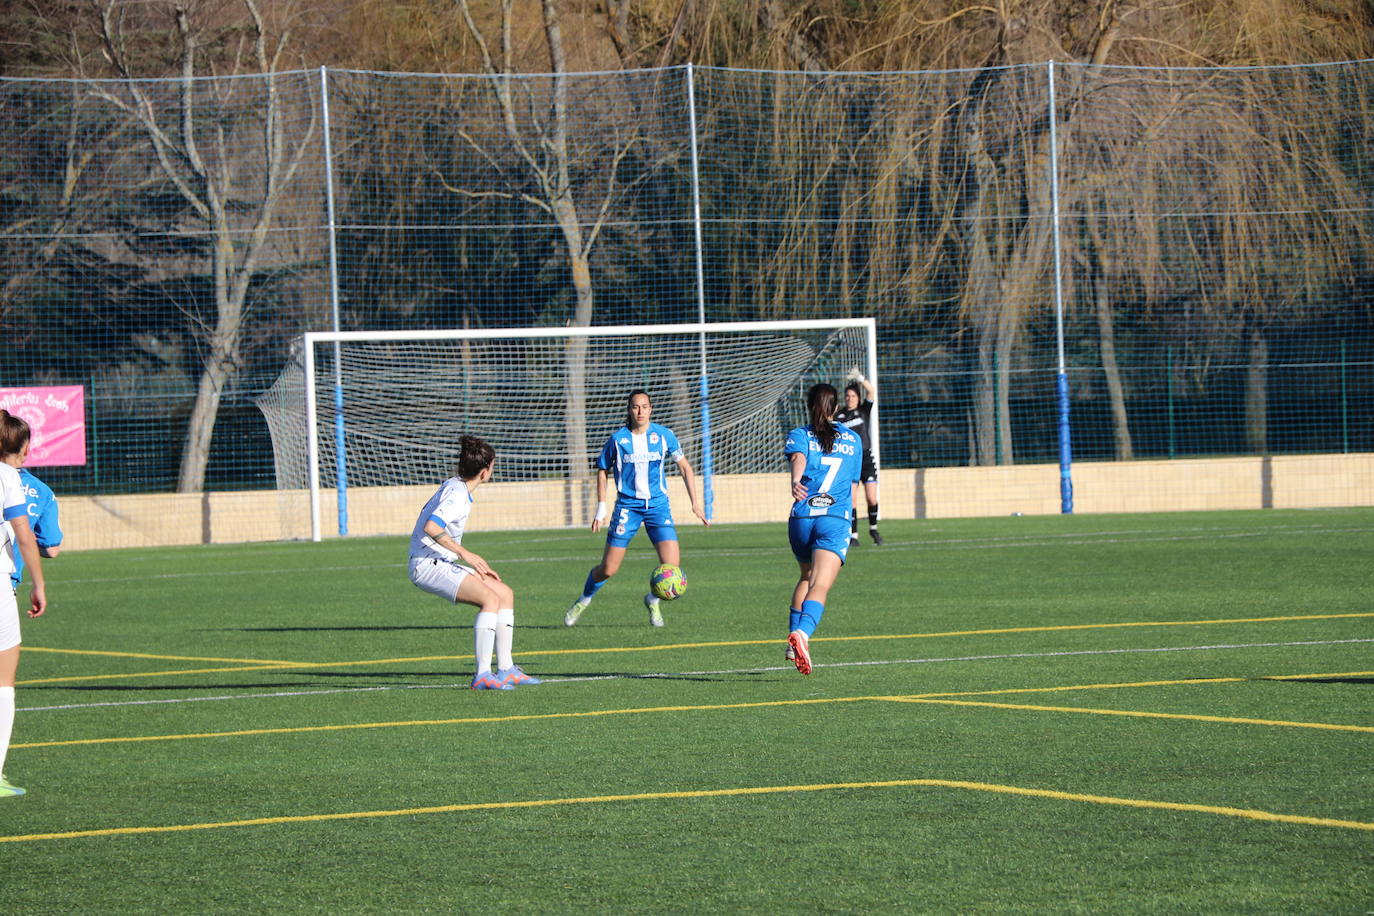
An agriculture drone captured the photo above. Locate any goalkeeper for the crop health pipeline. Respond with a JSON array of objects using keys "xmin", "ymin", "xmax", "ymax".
[
  {"xmin": 835, "ymin": 367, "xmax": 883, "ymax": 545},
  {"xmin": 565, "ymin": 389, "xmax": 708, "ymax": 629}
]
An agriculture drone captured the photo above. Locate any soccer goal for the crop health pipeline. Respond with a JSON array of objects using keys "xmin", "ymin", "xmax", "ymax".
[{"xmin": 255, "ymin": 319, "xmax": 877, "ymax": 541}]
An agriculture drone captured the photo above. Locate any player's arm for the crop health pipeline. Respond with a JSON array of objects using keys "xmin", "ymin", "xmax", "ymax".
[
  {"xmin": 7, "ymin": 514, "xmax": 46, "ymax": 617},
  {"xmin": 789, "ymin": 451, "xmax": 809, "ymax": 502},
  {"xmin": 35, "ymin": 495, "xmax": 62, "ymax": 558},
  {"xmin": 422, "ymin": 519, "xmax": 499, "ymax": 581},
  {"xmin": 591, "ymin": 468, "xmax": 610, "ymax": 532},
  {"xmin": 673, "ymin": 455, "xmax": 709, "ymax": 526},
  {"xmin": 847, "ymin": 367, "xmax": 876, "ymax": 401}
]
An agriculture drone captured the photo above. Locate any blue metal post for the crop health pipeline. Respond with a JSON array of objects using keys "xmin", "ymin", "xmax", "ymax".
[{"xmin": 1057, "ymin": 372, "xmax": 1073, "ymax": 513}]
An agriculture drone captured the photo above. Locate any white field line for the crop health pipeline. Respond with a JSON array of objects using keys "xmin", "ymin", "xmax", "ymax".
[{"xmin": 19, "ymin": 637, "xmax": 1373, "ymax": 713}]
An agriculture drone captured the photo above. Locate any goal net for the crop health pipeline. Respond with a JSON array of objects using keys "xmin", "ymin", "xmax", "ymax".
[{"xmin": 255, "ymin": 319, "xmax": 876, "ymax": 540}]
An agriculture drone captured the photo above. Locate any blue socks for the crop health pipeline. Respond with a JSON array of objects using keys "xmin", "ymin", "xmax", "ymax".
[
  {"xmin": 788, "ymin": 607, "xmax": 801, "ymax": 632},
  {"xmin": 581, "ymin": 571, "xmax": 607, "ymax": 601},
  {"xmin": 796, "ymin": 599, "xmax": 825, "ymax": 638}
]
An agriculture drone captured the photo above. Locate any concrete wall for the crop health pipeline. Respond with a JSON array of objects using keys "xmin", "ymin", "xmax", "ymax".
[{"xmin": 54, "ymin": 453, "xmax": 1374, "ymax": 552}]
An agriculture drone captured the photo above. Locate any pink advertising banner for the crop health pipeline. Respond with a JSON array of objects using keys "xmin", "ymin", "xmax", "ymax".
[{"xmin": 0, "ymin": 386, "xmax": 86, "ymax": 466}]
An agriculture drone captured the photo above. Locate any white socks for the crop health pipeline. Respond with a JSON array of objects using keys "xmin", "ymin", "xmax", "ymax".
[
  {"xmin": 495, "ymin": 609, "xmax": 515, "ymax": 671},
  {"xmin": 0, "ymin": 686, "xmax": 14, "ymax": 776},
  {"xmin": 473, "ymin": 611, "xmax": 498, "ymax": 675}
]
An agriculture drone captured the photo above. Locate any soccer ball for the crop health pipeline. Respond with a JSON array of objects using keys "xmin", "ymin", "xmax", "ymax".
[{"xmin": 649, "ymin": 563, "xmax": 687, "ymax": 600}]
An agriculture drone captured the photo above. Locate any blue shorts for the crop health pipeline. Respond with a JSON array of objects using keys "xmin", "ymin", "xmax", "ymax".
[
  {"xmin": 605, "ymin": 500, "xmax": 678, "ymax": 549},
  {"xmin": 788, "ymin": 515, "xmax": 851, "ymax": 565}
]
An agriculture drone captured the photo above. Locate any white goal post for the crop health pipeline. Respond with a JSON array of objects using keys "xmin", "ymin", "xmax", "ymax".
[{"xmin": 256, "ymin": 319, "xmax": 878, "ymax": 541}]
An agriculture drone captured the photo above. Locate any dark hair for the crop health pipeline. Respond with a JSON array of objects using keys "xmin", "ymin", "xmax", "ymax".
[
  {"xmin": 0, "ymin": 409, "xmax": 30, "ymax": 459},
  {"xmin": 844, "ymin": 380, "xmax": 863, "ymax": 399},
  {"xmin": 456, "ymin": 435, "xmax": 496, "ymax": 480},
  {"xmin": 625, "ymin": 389, "xmax": 651, "ymax": 427},
  {"xmin": 807, "ymin": 384, "xmax": 839, "ymax": 453}
]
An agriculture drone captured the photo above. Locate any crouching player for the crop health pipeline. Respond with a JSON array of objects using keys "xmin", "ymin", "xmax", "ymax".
[{"xmin": 408, "ymin": 435, "xmax": 539, "ymax": 691}]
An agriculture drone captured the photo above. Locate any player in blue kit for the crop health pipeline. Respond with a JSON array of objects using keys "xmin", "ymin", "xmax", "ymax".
[
  {"xmin": 784, "ymin": 383, "xmax": 862, "ymax": 675},
  {"xmin": 565, "ymin": 390, "xmax": 708, "ymax": 628},
  {"xmin": 10, "ymin": 468, "xmax": 62, "ymax": 593},
  {"xmin": 408, "ymin": 435, "xmax": 539, "ymax": 691}
]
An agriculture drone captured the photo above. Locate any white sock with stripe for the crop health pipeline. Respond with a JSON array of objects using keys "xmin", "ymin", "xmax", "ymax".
[
  {"xmin": 495, "ymin": 609, "xmax": 515, "ymax": 671},
  {"xmin": 473, "ymin": 611, "xmax": 498, "ymax": 675}
]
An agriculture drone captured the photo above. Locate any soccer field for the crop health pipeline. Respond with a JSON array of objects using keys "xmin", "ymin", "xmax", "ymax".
[{"xmin": 4, "ymin": 508, "xmax": 1372, "ymax": 913}]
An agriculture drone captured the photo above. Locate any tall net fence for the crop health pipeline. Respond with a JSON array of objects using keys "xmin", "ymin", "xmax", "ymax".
[
  {"xmin": 1, "ymin": 62, "xmax": 1370, "ymax": 520},
  {"xmin": 0, "ymin": 70, "xmax": 329, "ymax": 495}
]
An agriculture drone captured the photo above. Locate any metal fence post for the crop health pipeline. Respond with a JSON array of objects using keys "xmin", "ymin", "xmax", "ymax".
[{"xmin": 1048, "ymin": 61, "xmax": 1073, "ymax": 513}]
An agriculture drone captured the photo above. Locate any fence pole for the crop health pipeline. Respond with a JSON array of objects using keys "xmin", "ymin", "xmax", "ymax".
[
  {"xmin": 686, "ymin": 62, "xmax": 714, "ymax": 521},
  {"xmin": 1048, "ymin": 61, "xmax": 1073, "ymax": 512},
  {"xmin": 319, "ymin": 65, "xmax": 348, "ymax": 537},
  {"xmin": 1167, "ymin": 345, "xmax": 1176, "ymax": 458},
  {"xmin": 1340, "ymin": 338, "xmax": 1349, "ymax": 453},
  {"xmin": 993, "ymin": 350, "xmax": 1002, "ymax": 466}
]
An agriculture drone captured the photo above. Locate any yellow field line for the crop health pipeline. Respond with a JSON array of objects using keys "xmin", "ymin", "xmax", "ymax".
[
  {"xmin": 888, "ymin": 697, "xmax": 1374, "ymax": 733},
  {"xmin": 917, "ymin": 672, "xmax": 1374, "ymax": 700},
  {"xmin": 21, "ymin": 647, "xmax": 309, "ymax": 665},
  {"xmin": 2, "ymin": 777, "xmax": 1370, "ymax": 844},
  {"xmin": 18, "ymin": 611, "xmax": 1373, "ymax": 686},
  {"xmin": 745, "ymin": 612, "xmax": 1374, "ymax": 647},
  {"xmin": 17, "ymin": 670, "xmax": 1372, "ymax": 750}
]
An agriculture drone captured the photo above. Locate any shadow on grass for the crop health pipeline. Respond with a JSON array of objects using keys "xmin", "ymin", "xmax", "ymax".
[
  {"xmin": 198, "ymin": 625, "xmax": 464, "ymax": 633},
  {"xmin": 31, "ymin": 667, "xmax": 783, "ymax": 694},
  {"xmin": 1275, "ymin": 675, "xmax": 1374, "ymax": 686},
  {"xmin": 42, "ymin": 682, "xmax": 364, "ymax": 692}
]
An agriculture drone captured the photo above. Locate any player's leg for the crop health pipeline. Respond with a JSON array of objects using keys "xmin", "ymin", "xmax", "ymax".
[
  {"xmin": 864, "ymin": 454, "xmax": 882, "ymax": 544},
  {"xmin": 785, "ymin": 518, "xmax": 813, "ymax": 667},
  {"xmin": 477, "ymin": 577, "xmax": 539, "ymax": 688},
  {"xmin": 452, "ymin": 571, "xmax": 514, "ymax": 690},
  {"xmin": 413, "ymin": 558, "xmax": 509, "ymax": 690},
  {"xmin": 786, "ymin": 558, "xmax": 812, "ymax": 661},
  {"xmin": 566, "ymin": 505, "xmax": 641, "ymax": 625},
  {"xmin": 849, "ymin": 482, "xmax": 861, "ymax": 545},
  {"xmin": 642, "ymin": 507, "xmax": 681, "ymax": 627},
  {"xmin": 788, "ymin": 517, "xmax": 850, "ymax": 675},
  {"xmin": 566, "ymin": 542, "xmax": 629, "ymax": 626},
  {"xmin": 0, "ymin": 592, "xmax": 24, "ymax": 796}
]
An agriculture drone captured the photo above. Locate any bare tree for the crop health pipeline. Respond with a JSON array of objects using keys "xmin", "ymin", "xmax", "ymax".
[
  {"xmin": 452, "ymin": 0, "xmax": 643, "ymax": 498},
  {"xmin": 0, "ymin": 83, "xmax": 98, "ymax": 328},
  {"xmin": 84, "ymin": 0, "xmax": 317, "ymax": 492}
]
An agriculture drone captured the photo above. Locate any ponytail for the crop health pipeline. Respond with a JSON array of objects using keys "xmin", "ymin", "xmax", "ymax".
[
  {"xmin": 806, "ymin": 384, "xmax": 838, "ymax": 453},
  {"xmin": 456, "ymin": 434, "xmax": 496, "ymax": 480}
]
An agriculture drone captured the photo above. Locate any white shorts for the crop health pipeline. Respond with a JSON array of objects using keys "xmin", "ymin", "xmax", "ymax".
[
  {"xmin": 0, "ymin": 587, "xmax": 19, "ymax": 652},
  {"xmin": 409, "ymin": 556, "xmax": 473, "ymax": 603}
]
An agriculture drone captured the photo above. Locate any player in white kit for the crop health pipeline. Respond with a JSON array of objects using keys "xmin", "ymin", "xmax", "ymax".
[
  {"xmin": 0, "ymin": 409, "xmax": 49, "ymax": 797},
  {"xmin": 408, "ymin": 435, "xmax": 539, "ymax": 691}
]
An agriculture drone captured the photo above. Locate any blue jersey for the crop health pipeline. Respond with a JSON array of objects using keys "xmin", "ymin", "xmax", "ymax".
[
  {"xmin": 598, "ymin": 423, "xmax": 684, "ymax": 507},
  {"xmin": 785, "ymin": 424, "xmax": 862, "ymax": 520},
  {"xmin": 11, "ymin": 468, "xmax": 62, "ymax": 589}
]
